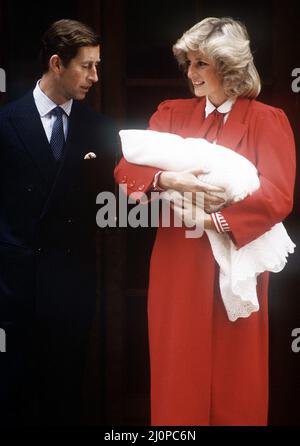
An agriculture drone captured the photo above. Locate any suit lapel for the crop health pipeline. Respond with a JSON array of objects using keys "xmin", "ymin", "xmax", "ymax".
[
  {"xmin": 10, "ymin": 92, "xmax": 57, "ymax": 184},
  {"xmin": 217, "ymin": 98, "xmax": 251, "ymax": 149},
  {"xmin": 39, "ymin": 101, "xmax": 88, "ymax": 217}
]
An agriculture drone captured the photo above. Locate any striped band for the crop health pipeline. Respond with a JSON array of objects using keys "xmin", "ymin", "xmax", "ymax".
[{"xmin": 211, "ymin": 211, "xmax": 231, "ymax": 233}]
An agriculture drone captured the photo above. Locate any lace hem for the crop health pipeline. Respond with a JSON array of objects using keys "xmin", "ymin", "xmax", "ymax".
[{"xmin": 207, "ymin": 223, "xmax": 296, "ymax": 321}]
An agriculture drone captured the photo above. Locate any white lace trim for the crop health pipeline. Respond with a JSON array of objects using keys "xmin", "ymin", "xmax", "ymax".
[{"xmin": 207, "ymin": 223, "xmax": 295, "ymax": 321}]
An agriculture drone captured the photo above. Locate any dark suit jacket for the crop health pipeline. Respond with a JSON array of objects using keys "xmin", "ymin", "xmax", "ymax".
[
  {"xmin": 0, "ymin": 90, "xmax": 117, "ymax": 424},
  {"xmin": 0, "ymin": 90, "xmax": 116, "ymax": 316}
]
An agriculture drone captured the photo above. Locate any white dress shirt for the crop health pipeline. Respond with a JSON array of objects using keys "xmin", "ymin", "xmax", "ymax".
[{"xmin": 33, "ymin": 80, "xmax": 73, "ymax": 142}]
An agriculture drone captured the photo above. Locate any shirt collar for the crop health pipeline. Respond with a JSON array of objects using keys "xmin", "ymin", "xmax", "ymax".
[
  {"xmin": 33, "ymin": 80, "xmax": 73, "ymax": 117},
  {"xmin": 205, "ymin": 96, "xmax": 235, "ymax": 118}
]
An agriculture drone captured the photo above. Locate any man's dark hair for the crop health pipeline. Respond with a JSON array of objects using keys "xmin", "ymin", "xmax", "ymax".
[{"xmin": 40, "ymin": 19, "xmax": 100, "ymax": 73}]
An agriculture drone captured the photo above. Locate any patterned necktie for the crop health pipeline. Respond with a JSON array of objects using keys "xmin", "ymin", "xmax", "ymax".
[
  {"xmin": 50, "ymin": 106, "xmax": 65, "ymax": 160},
  {"xmin": 203, "ymin": 109, "xmax": 224, "ymax": 143}
]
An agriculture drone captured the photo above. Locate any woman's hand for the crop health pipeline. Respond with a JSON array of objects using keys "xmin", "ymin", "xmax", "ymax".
[
  {"xmin": 158, "ymin": 169, "xmax": 226, "ymax": 213},
  {"xmin": 203, "ymin": 212, "xmax": 215, "ymax": 229},
  {"xmin": 170, "ymin": 199, "xmax": 217, "ymax": 231}
]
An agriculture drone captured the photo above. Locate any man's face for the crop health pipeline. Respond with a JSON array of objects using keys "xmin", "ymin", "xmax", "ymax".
[{"xmin": 58, "ymin": 45, "xmax": 100, "ymax": 101}]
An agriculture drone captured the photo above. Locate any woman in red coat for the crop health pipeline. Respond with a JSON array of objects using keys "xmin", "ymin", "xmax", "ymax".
[{"xmin": 114, "ymin": 17, "xmax": 296, "ymax": 426}]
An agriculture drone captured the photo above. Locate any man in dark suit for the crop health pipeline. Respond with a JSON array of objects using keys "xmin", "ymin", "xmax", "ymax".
[{"xmin": 0, "ymin": 19, "xmax": 116, "ymax": 425}]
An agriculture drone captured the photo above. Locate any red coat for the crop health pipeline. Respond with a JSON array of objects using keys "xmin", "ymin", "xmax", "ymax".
[{"xmin": 114, "ymin": 97, "xmax": 296, "ymax": 426}]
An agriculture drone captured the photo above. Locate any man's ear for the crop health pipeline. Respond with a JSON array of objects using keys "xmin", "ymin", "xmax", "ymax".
[{"xmin": 49, "ymin": 54, "xmax": 63, "ymax": 73}]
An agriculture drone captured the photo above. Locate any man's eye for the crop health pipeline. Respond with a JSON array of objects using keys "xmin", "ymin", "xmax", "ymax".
[{"xmin": 82, "ymin": 64, "xmax": 99, "ymax": 70}]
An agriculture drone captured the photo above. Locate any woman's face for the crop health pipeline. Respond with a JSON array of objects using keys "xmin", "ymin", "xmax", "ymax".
[{"xmin": 186, "ymin": 50, "xmax": 227, "ymax": 106}]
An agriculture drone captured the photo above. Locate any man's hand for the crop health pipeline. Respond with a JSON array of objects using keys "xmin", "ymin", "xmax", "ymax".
[{"xmin": 158, "ymin": 169, "xmax": 225, "ymax": 213}]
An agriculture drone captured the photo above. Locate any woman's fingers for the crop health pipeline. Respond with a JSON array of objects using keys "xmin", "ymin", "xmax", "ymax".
[
  {"xmin": 188, "ymin": 168, "xmax": 210, "ymax": 176},
  {"xmin": 158, "ymin": 170, "xmax": 226, "ymax": 196},
  {"xmin": 195, "ymin": 180, "xmax": 225, "ymax": 193},
  {"xmin": 191, "ymin": 192, "xmax": 225, "ymax": 209},
  {"xmin": 187, "ymin": 169, "xmax": 225, "ymax": 192},
  {"xmin": 204, "ymin": 192, "xmax": 225, "ymax": 205}
]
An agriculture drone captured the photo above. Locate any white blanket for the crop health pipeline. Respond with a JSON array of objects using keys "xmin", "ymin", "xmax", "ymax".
[{"xmin": 119, "ymin": 129, "xmax": 295, "ymax": 322}]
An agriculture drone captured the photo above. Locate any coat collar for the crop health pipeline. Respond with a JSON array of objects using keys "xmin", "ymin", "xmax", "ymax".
[
  {"xmin": 217, "ymin": 98, "xmax": 250, "ymax": 149},
  {"xmin": 191, "ymin": 97, "xmax": 251, "ymax": 150}
]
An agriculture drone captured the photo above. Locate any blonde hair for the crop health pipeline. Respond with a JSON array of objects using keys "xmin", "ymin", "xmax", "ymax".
[{"xmin": 173, "ymin": 17, "xmax": 261, "ymax": 98}]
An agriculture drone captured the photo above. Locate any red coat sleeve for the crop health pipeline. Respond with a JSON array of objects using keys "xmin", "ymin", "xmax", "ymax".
[
  {"xmin": 222, "ymin": 107, "xmax": 296, "ymax": 249},
  {"xmin": 114, "ymin": 100, "xmax": 172, "ymax": 195}
]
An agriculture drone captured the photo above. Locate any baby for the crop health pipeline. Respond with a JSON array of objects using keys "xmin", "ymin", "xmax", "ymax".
[{"xmin": 119, "ymin": 129, "xmax": 295, "ymax": 321}]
